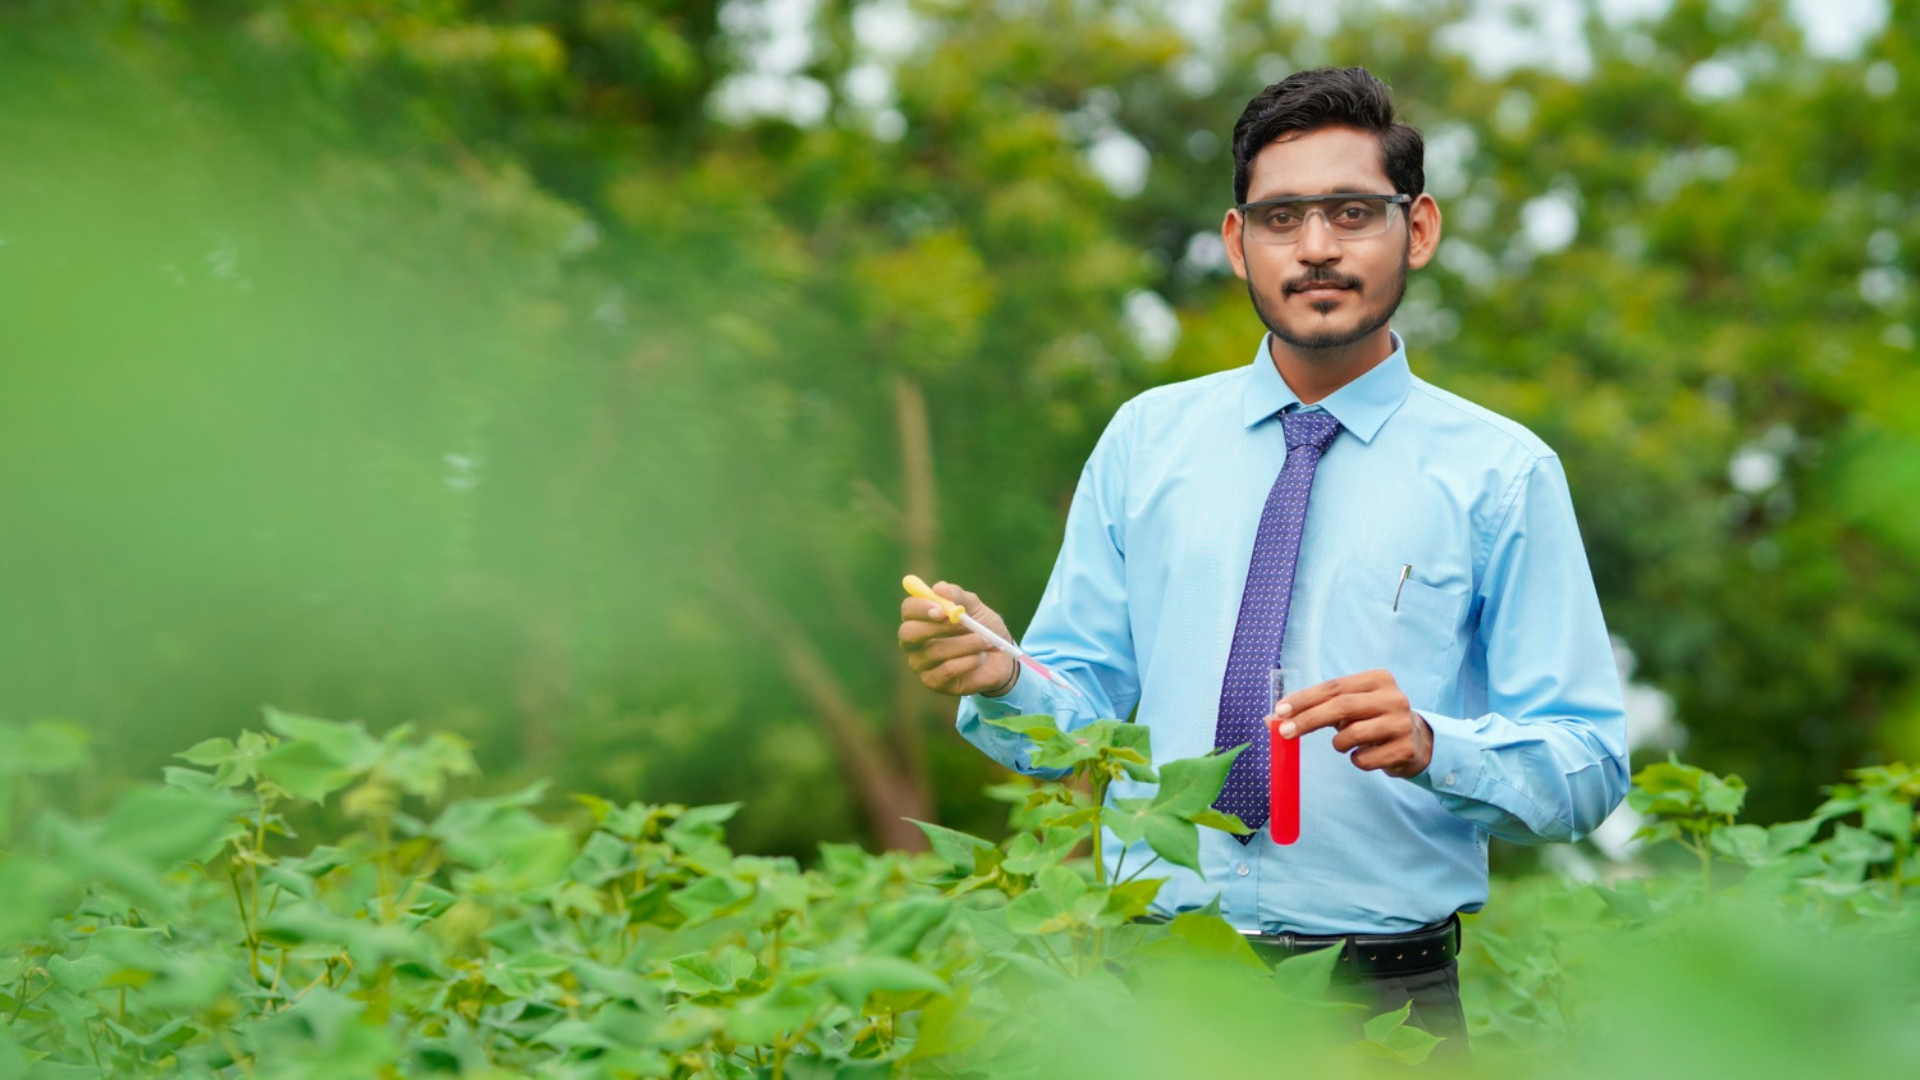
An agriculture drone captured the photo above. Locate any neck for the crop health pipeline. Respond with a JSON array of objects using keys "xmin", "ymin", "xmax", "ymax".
[{"xmin": 1268, "ymin": 327, "xmax": 1395, "ymax": 405}]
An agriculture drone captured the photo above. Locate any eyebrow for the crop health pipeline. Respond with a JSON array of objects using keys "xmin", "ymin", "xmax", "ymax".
[{"xmin": 1244, "ymin": 186, "xmax": 1393, "ymax": 201}]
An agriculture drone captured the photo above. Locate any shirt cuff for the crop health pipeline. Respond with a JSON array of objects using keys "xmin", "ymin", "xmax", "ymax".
[
  {"xmin": 1407, "ymin": 711, "xmax": 1481, "ymax": 799},
  {"xmin": 967, "ymin": 667, "xmax": 1057, "ymax": 722}
]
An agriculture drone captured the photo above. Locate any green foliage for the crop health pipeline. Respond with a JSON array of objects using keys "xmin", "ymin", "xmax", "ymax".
[
  {"xmin": 1625, "ymin": 753, "xmax": 1920, "ymax": 906},
  {"xmin": 2, "ymin": 711, "xmax": 1451, "ymax": 1076},
  {"xmin": 1466, "ymin": 745, "xmax": 1920, "ymax": 1053},
  {"xmin": 7, "ymin": 713, "xmax": 1920, "ymax": 1075}
]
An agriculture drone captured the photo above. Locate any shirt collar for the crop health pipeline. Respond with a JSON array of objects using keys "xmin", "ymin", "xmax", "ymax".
[{"xmin": 1240, "ymin": 330, "xmax": 1413, "ymax": 444}]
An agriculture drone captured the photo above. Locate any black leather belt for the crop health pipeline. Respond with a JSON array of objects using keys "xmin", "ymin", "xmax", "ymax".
[{"xmin": 1138, "ymin": 913, "xmax": 1461, "ymax": 979}]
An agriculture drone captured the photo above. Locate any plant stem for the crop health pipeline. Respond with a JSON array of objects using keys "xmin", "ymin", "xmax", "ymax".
[
  {"xmin": 1682, "ymin": 834, "xmax": 1712, "ymax": 896},
  {"xmin": 372, "ymin": 813, "xmax": 399, "ymax": 925},
  {"xmin": 1089, "ymin": 769, "xmax": 1109, "ymax": 970},
  {"xmin": 771, "ymin": 1012, "xmax": 821, "ymax": 1080},
  {"xmin": 1034, "ymin": 933, "xmax": 1071, "ymax": 973},
  {"xmin": 1120, "ymin": 855, "xmax": 1163, "ymax": 886},
  {"xmin": 1090, "ymin": 770, "xmax": 1106, "ymax": 887},
  {"xmin": 229, "ymin": 867, "xmax": 263, "ymax": 984},
  {"xmin": 251, "ymin": 788, "xmax": 270, "ymax": 946}
]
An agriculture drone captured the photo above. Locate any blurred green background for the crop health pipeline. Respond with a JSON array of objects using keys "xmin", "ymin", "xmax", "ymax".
[{"xmin": 2, "ymin": 0, "xmax": 1915, "ymax": 860}]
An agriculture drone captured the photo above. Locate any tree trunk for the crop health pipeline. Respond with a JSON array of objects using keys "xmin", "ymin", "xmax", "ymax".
[
  {"xmin": 890, "ymin": 374, "xmax": 939, "ymax": 807},
  {"xmin": 712, "ymin": 564, "xmax": 933, "ymax": 851}
]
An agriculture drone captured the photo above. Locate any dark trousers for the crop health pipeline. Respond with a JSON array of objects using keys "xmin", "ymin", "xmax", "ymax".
[{"xmin": 1333, "ymin": 960, "xmax": 1470, "ymax": 1063}]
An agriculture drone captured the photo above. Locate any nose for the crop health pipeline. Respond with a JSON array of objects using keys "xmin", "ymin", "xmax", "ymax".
[{"xmin": 1294, "ymin": 209, "xmax": 1342, "ymax": 264}]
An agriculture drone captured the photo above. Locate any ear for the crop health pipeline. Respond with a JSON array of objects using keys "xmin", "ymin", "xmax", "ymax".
[
  {"xmin": 1405, "ymin": 193, "xmax": 1442, "ymax": 271},
  {"xmin": 1223, "ymin": 209, "xmax": 1250, "ymax": 281}
]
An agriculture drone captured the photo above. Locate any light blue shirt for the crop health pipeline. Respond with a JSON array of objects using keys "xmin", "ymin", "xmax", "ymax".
[{"xmin": 957, "ymin": 332, "xmax": 1629, "ymax": 935}]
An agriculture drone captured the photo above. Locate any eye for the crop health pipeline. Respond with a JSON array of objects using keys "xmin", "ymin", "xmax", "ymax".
[{"xmin": 1335, "ymin": 203, "xmax": 1379, "ymax": 222}]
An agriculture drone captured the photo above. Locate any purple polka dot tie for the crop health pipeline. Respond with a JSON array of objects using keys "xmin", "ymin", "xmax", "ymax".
[{"xmin": 1213, "ymin": 410, "xmax": 1343, "ymax": 844}]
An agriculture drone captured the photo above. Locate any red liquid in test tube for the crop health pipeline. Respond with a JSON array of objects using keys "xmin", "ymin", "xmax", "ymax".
[
  {"xmin": 1270, "ymin": 722, "xmax": 1300, "ymax": 844},
  {"xmin": 1268, "ymin": 669, "xmax": 1299, "ymax": 845}
]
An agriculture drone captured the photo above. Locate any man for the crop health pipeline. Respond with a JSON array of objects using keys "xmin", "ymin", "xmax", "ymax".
[{"xmin": 897, "ymin": 67, "xmax": 1628, "ymax": 1054}]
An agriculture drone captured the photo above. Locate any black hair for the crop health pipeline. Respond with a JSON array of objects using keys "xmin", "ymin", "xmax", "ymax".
[{"xmin": 1230, "ymin": 66, "xmax": 1424, "ymax": 204}]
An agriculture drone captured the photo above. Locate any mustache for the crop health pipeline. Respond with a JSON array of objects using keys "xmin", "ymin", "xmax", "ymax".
[{"xmin": 1283, "ymin": 270, "xmax": 1363, "ymax": 295}]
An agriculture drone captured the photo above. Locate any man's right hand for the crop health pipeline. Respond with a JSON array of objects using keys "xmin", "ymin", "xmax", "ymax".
[{"xmin": 897, "ymin": 581, "xmax": 1019, "ymax": 697}]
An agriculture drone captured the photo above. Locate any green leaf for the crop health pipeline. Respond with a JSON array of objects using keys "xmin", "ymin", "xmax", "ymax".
[
  {"xmin": 1190, "ymin": 808, "xmax": 1253, "ymax": 835},
  {"xmin": 1272, "ymin": 941, "xmax": 1345, "ymax": 998},
  {"xmin": 378, "ymin": 729, "xmax": 478, "ymax": 801},
  {"xmin": 1361, "ymin": 1000, "xmax": 1413, "ymax": 1043},
  {"xmin": 1767, "ymin": 818, "xmax": 1823, "ymax": 856},
  {"xmin": 1823, "ymin": 823, "xmax": 1895, "ymax": 867},
  {"xmin": 907, "ymin": 819, "xmax": 995, "ymax": 876},
  {"xmin": 260, "ymin": 902, "xmax": 435, "ymax": 968},
  {"xmin": 1095, "ymin": 877, "xmax": 1163, "ymax": 925},
  {"xmin": 956, "ymin": 905, "xmax": 1019, "ymax": 952},
  {"xmin": 176, "ymin": 737, "xmax": 237, "ymax": 768},
  {"xmin": 96, "ymin": 786, "xmax": 246, "ymax": 866},
  {"xmin": 430, "ymin": 784, "xmax": 575, "ymax": 893},
  {"xmin": 1700, "ymin": 773, "xmax": 1748, "ymax": 817},
  {"xmin": 1109, "ymin": 722, "xmax": 1152, "ymax": 754},
  {"xmin": 818, "ymin": 955, "xmax": 948, "ymax": 1005},
  {"xmin": 0, "ymin": 854, "xmax": 76, "ymax": 943},
  {"xmin": 255, "ymin": 741, "xmax": 360, "ymax": 804},
  {"xmin": 1141, "ymin": 814, "xmax": 1202, "ymax": 876},
  {"xmin": 978, "ymin": 713, "xmax": 1062, "ymax": 742},
  {"xmin": 1105, "ymin": 798, "xmax": 1152, "ymax": 848},
  {"xmin": 1136, "ymin": 911, "xmax": 1266, "ymax": 971},
  {"xmin": 668, "ymin": 875, "xmax": 753, "ymax": 923},
  {"xmin": 863, "ymin": 898, "xmax": 950, "ymax": 958},
  {"xmin": 1151, "ymin": 745, "xmax": 1246, "ymax": 818},
  {"xmin": 1360, "ymin": 1001, "xmax": 1444, "ymax": 1065},
  {"xmin": 1710, "ymin": 824, "xmax": 1769, "ymax": 865},
  {"xmin": 1001, "ymin": 827, "xmax": 1079, "ymax": 876},
  {"xmin": 569, "ymin": 959, "xmax": 659, "ymax": 1005},
  {"xmin": 668, "ymin": 946, "xmax": 757, "ymax": 995},
  {"xmin": 726, "ymin": 981, "xmax": 825, "ymax": 1044},
  {"xmin": 1006, "ymin": 877, "xmax": 1079, "ymax": 936},
  {"xmin": 1632, "ymin": 755, "xmax": 1707, "ymax": 796},
  {"xmin": 1861, "ymin": 794, "xmax": 1914, "ymax": 845},
  {"xmin": 1, "ymin": 719, "xmax": 89, "ymax": 776},
  {"xmin": 1109, "ymin": 724, "xmax": 1158, "ymax": 781},
  {"xmin": 1006, "ymin": 865, "xmax": 1093, "ymax": 935}
]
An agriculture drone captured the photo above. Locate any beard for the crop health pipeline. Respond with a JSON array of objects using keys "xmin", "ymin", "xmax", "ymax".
[{"xmin": 1246, "ymin": 239, "xmax": 1410, "ymax": 354}]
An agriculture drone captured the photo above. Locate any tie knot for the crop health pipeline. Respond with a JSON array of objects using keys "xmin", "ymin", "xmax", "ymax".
[{"xmin": 1281, "ymin": 410, "xmax": 1342, "ymax": 453}]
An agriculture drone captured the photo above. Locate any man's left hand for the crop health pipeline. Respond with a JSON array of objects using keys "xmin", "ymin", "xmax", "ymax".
[{"xmin": 1271, "ymin": 670, "xmax": 1433, "ymax": 780}]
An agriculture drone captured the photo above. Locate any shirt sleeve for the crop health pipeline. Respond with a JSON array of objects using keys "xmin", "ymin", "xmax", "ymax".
[
  {"xmin": 955, "ymin": 402, "xmax": 1141, "ymax": 778},
  {"xmin": 1406, "ymin": 454, "xmax": 1630, "ymax": 844}
]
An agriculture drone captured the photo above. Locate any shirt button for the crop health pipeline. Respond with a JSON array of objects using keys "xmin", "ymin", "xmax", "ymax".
[
  {"xmin": 1235, "ymin": 862, "xmax": 1251, "ymax": 877},
  {"xmin": 1444, "ymin": 773, "xmax": 1457, "ymax": 787}
]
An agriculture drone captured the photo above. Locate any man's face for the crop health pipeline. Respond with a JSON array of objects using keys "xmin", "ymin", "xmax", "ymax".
[{"xmin": 1223, "ymin": 125, "xmax": 1441, "ymax": 354}]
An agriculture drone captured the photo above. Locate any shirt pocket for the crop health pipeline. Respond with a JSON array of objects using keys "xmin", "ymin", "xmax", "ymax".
[{"xmin": 1318, "ymin": 559, "xmax": 1468, "ymax": 708}]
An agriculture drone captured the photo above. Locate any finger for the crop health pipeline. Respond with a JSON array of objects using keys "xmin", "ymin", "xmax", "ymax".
[
  {"xmin": 909, "ymin": 633, "xmax": 994, "ymax": 670},
  {"xmin": 898, "ymin": 619, "xmax": 968, "ymax": 651},
  {"xmin": 1282, "ymin": 689, "xmax": 1396, "ymax": 739},
  {"xmin": 1275, "ymin": 670, "xmax": 1394, "ymax": 721},
  {"xmin": 1330, "ymin": 716, "xmax": 1401, "ymax": 755},
  {"xmin": 1272, "ymin": 675, "xmax": 1349, "ymax": 722},
  {"xmin": 1350, "ymin": 740, "xmax": 1416, "ymax": 774},
  {"xmin": 900, "ymin": 595, "xmax": 959, "ymax": 624},
  {"xmin": 926, "ymin": 651, "xmax": 991, "ymax": 690}
]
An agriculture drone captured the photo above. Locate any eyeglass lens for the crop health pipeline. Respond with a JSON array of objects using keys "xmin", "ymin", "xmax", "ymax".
[{"xmin": 1243, "ymin": 198, "xmax": 1400, "ymax": 243}]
